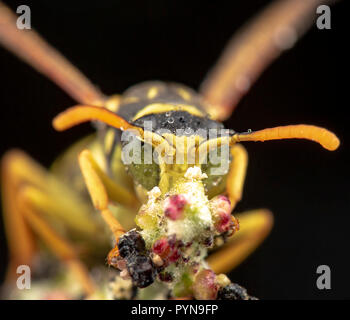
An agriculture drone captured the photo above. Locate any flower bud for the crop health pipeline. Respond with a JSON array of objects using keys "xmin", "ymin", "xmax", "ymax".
[
  {"xmin": 210, "ymin": 195, "xmax": 233, "ymax": 233},
  {"xmin": 164, "ymin": 194, "xmax": 188, "ymax": 220},
  {"xmin": 192, "ymin": 269, "xmax": 219, "ymax": 300}
]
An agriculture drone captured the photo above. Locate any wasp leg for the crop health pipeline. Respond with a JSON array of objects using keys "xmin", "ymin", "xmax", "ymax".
[
  {"xmin": 1, "ymin": 150, "xmax": 97, "ymax": 295},
  {"xmin": 226, "ymin": 144, "xmax": 248, "ymax": 212},
  {"xmin": 207, "ymin": 209, "xmax": 273, "ymax": 274},
  {"xmin": 78, "ymin": 149, "xmax": 132, "ymax": 241},
  {"xmin": 18, "ymin": 192, "xmax": 96, "ymax": 296}
]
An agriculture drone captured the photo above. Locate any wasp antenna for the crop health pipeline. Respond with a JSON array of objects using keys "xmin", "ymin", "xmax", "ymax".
[
  {"xmin": 197, "ymin": 136, "xmax": 231, "ymax": 164},
  {"xmin": 232, "ymin": 124, "xmax": 340, "ymax": 151},
  {"xmin": 52, "ymin": 105, "xmax": 173, "ymax": 150},
  {"xmin": 53, "ymin": 105, "xmax": 141, "ymax": 132}
]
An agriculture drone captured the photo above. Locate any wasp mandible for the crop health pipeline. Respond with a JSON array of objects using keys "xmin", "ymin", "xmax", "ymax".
[{"xmin": 0, "ymin": 0, "xmax": 339, "ymax": 300}]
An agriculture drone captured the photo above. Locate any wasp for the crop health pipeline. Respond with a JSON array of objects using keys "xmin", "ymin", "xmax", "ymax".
[{"xmin": 0, "ymin": 0, "xmax": 339, "ymax": 299}]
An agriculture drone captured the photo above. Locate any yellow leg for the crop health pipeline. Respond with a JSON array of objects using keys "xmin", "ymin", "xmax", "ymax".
[
  {"xmin": 226, "ymin": 144, "xmax": 248, "ymax": 211},
  {"xmin": 1, "ymin": 150, "xmax": 97, "ymax": 295},
  {"xmin": 78, "ymin": 149, "xmax": 139, "ymax": 210},
  {"xmin": 18, "ymin": 193, "xmax": 96, "ymax": 295},
  {"xmin": 207, "ymin": 209, "xmax": 273, "ymax": 274},
  {"xmin": 78, "ymin": 149, "xmax": 127, "ymax": 241},
  {"xmin": 1, "ymin": 152, "xmax": 36, "ymax": 276}
]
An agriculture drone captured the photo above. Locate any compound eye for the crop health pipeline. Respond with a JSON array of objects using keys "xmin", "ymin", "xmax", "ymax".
[
  {"xmin": 201, "ymin": 147, "xmax": 231, "ymax": 195},
  {"xmin": 122, "ymin": 139, "xmax": 160, "ymax": 191}
]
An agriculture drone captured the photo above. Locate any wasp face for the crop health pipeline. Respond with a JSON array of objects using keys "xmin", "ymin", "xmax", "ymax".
[
  {"xmin": 98, "ymin": 82, "xmax": 233, "ymax": 199},
  {"xmin": 121, "ymin": 125, "xmax": 232, "ymax": 199}
]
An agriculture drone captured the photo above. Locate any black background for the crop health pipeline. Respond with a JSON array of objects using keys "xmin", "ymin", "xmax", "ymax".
[{"xmin": 0, "ymin": 0, "xmax": 348, "ymax": 299}]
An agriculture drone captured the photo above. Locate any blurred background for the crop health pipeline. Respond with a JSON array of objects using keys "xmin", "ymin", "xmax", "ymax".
[{"xmin": 0, "ymin": 0, "xmax": 348, "ymax": 299}]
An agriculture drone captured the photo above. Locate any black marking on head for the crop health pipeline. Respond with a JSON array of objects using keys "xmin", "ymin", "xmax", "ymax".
[{"xmin": 132, "ymin": 111, "xmax": 225, "ymax": 137}]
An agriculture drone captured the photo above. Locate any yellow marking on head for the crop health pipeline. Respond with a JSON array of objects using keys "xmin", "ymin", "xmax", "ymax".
[
  {"xmin": 105, "ymin": 95, "xmax": 121, "ymax": 112},
  {"xmin": 176, "ymin": 88, "xmax": 191, "ymax": 101},
  {"xmin": 147, "ymin": 87, "xmax": 159, "ymax": 99},
  {"xmin": 122, "ymin": 96, "xmax": 140, "ymax": 104},
  {"xmin": 132, "ymin": 103, "xmax": 205, "ymax": 121},
  {"xmin": 104, "ymin": 129, "xmax": 116, "ymax": 154}
]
